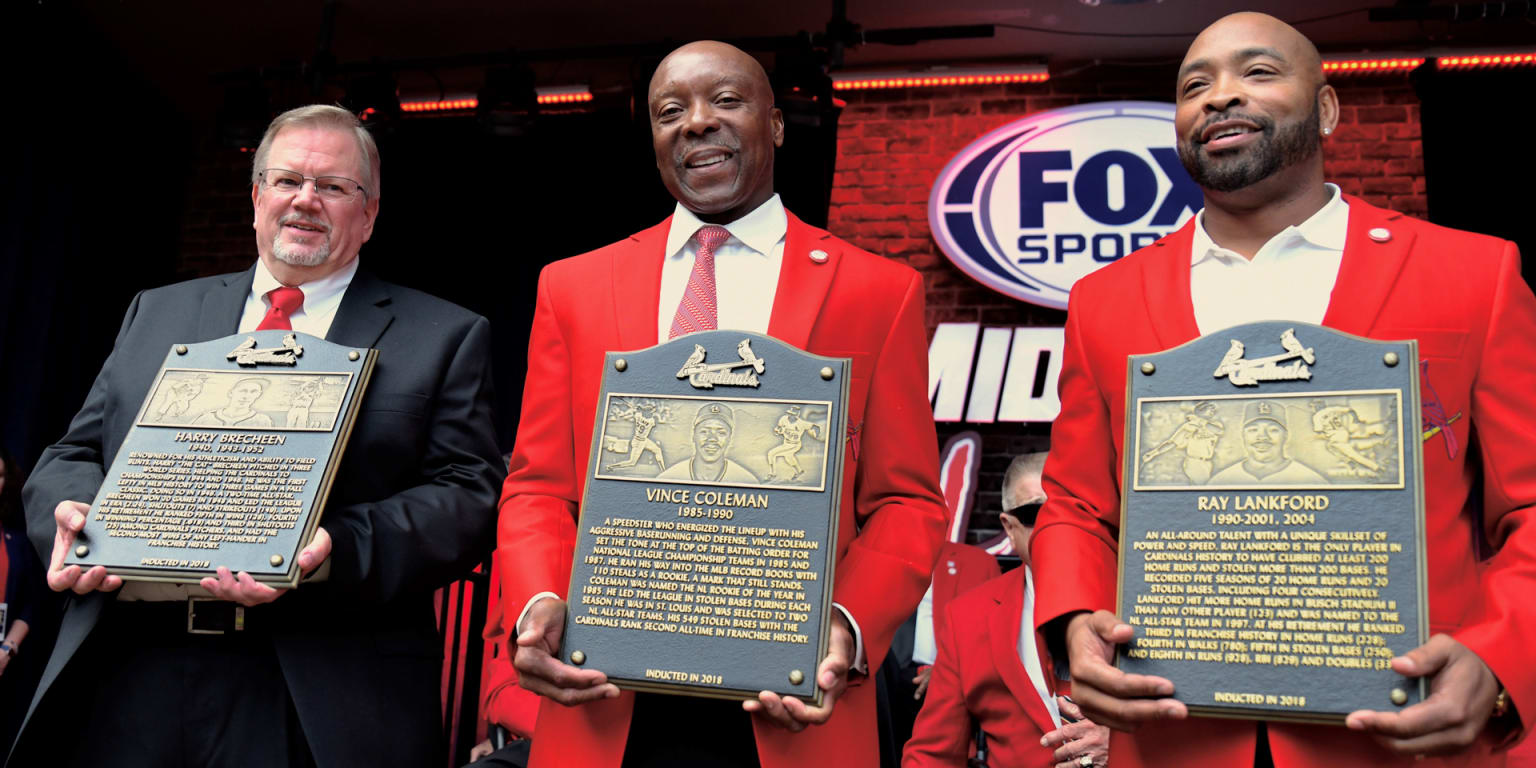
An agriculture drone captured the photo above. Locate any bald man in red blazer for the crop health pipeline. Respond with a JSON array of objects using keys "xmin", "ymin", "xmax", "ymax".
[
  {"xmin": 1035, "ymin": 193, "xmax": 1534, "ymax": 767},
  {"xmin": 497, "ymin": 207, "xmax": 946, "ymax": 767}
]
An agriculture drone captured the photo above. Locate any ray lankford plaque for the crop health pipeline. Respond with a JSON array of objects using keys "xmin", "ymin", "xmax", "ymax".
[
  {"xmin": 65, "ymin": 330, "xmax": 376, "ymax": 587},
  {"xmin": 1119, "ymin": 321, "xmax": 1428, "ymax": 723},
  {"xmin": 562, "ymin": 331, "xmax": 849, "ymax": 703}
]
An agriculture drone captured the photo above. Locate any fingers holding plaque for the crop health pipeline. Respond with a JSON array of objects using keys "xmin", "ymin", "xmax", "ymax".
[
  {"xmin": 1120, "ymin": 322, "xmax": 1427, "ymax": 723},
  {"xmin": 564, "ymin": 332, "xmax": 849, "ymax": 704}
]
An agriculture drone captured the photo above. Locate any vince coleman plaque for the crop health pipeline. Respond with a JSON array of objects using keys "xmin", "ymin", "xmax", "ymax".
[
  {"xmin": 1119, "ymin": 321, "xmax": 1428, "ymax": 722},
  {"xmin": 65, "ymin": 330, "xmax": 376, "ymax": 587},
  {"xmin": 562, "ymin": 331, "xmax": 849, "ymax": 703}
]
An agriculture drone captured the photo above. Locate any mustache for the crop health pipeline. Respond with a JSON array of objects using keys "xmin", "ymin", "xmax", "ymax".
[
  {"xmin": 1193, "ymin": 111, "xmax": 1273, "ymax": 144},
  {"xmin": 279, "ymin": 212, "xmax": 330, "ymax": 233},
  {"xmin": 676, "ymin": 139, "xmax": 738, "ymax": 164}
]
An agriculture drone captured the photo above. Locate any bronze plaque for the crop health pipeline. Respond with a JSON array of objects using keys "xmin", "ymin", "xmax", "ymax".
[
  {"xmin": 1119, "ymin": 321, "xmax": 1428, "ymax": 722},
  {"xmin": 65, "ymin": 331, "xmax": 375, "ymax": 587},
  {"xmin": 562, "ymin": 331, "xmax": 849, "ymax": 703}
]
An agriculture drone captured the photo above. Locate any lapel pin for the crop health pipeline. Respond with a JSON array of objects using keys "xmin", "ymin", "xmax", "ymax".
[
  {"xmin": 1368, "ymin": 227, "xmax": 1392, "ymax": 243},
  {"xmin": 809, "ymin": 249, "xmax": 829, "ymax": 263}
]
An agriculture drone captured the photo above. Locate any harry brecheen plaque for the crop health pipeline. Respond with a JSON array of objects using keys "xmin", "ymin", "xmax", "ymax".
[
  {"xmin": 1119, "ymin": 321, "xmax": 1428, "ymax": 722},
  {"xmin": 66, "ymin": 330, "xmax": 376, "ymax": 587},
  {"xmin": 563, "ymin": 331, "xmax": 849, "ymax": 703}
]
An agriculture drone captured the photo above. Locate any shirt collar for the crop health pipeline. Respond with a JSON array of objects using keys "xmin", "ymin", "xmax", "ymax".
[
  {"xmin": 665, "ymin": 194, "xmax": 787, "ymax": 259},
  {"xmin": 1191, "ymin": 183, "xmax": 1348, "ymax": 266},
  {"xmin": 250, "ymin": 256, "xmax": 360, "ymax": 310}
]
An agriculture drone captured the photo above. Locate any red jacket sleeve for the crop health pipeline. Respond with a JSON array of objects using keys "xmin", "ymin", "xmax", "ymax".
[
  {"xmin": 497, "ymin": 266, "xmax": 581, "ymax": 622},
  {"xmin": 1030, "ymin": 283, "xmax": 1125, "ymax": 629},
  {"xmin": 1450, "ymin": 242, "xmax": 1536, "ymax": 733}
]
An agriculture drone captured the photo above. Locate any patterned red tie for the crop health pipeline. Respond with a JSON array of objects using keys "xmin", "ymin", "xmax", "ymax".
[
  {"xmin": 668, "ymin": 225, "xmax": 731, "ymax": 339},
  {"xmin": 256, "ymin": 286, "xmax": 305, "ymax": 331}
]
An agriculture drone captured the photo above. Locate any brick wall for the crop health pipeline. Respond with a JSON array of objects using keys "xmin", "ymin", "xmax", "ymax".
[{"xmin": 827, "ymin": 70, "xmax": 1425, "ymax": 539}]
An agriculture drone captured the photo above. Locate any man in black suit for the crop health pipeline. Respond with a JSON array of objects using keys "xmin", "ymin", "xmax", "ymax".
[{"xmin": 15, "ymin": 104, "xmax": 504, "ymax": 767}]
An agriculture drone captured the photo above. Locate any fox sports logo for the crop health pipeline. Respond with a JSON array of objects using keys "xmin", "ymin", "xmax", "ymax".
[{"xmin": 928, "ymin": 102, "xmax": 1202, "ymax": 310}]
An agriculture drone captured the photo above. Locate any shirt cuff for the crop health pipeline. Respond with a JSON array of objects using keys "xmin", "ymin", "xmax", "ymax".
[
  {"xmin": 832, "ymin": 602, "xmax": 867, "ymax": 673},
  {"xmin": 515, "ymin": 592, "xmax": 562, "ymax": 636}
]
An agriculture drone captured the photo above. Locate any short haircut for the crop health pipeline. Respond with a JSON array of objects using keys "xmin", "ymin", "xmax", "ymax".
[
  {"xmin": 232, "ymin": 377, "xmax": 270, "ymax": 394},
  {"xmin": 251, "ymin": 104, "xmax": 381, "ymax": 198},
  {"xmin": 1001, "ymin": 451, "xmax": 1049, "ymax": 513}
]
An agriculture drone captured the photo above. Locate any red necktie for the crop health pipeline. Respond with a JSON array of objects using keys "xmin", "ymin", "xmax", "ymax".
[
  {"xmin": 669, "ymin": 225, "xmax": 731, "ymax": 339},
  {"xmin": 256, "ymin": 286, "xmax": 305, "ymax": 331}
]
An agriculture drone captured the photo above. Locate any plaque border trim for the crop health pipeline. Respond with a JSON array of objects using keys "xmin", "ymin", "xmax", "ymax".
[
  {"xmin": 133, "ymin": 367, "xmax": 357, "ymax": 432},
  {"xmin": 592, "ymin": 391, "xmax": 836, "ymax": 493},
  {"xmin": 1130, "ymin": 388, "xmax": 1407, "ymax": 492}
]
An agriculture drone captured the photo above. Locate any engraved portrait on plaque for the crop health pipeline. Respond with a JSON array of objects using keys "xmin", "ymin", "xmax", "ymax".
[
  {"xmin": 65, "ymin": 330, "xmax": 375, "ymax": 587},
  {"xmin": 562, "ymin": 331, "xmax": 849, "ymax": 704},
  {"xmin": 1119, "ymin": 321, "xmax": 1428, "ymax": 722}
]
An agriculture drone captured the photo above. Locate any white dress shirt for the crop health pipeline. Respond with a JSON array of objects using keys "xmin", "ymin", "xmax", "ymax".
[
  {"xmin": 1190, "ymin": 184, "xmax": 1348, "ymax": 334},
  {"xmin": 119, "ymin": 257, "xmax": 355, "ymax": 602},
  {"xmin": 912, "ymin": 584, "xmax": 937, "ymax": 666},
  {"xmin": 656, "ymin": 194, "xmax": 786, "ymax": 340},
  {"xmin": 238, "ymin": 257, "xmax": 359, "ymax": 336},
  {"xmin": 1017, "ymin": 567, "xmax": 1063, "ymax": 727}
]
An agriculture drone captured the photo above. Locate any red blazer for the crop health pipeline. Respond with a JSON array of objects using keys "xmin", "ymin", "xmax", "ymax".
[
  {"xmin": 497, "ymin": 211, "xmax": 948, "ymax": 768},
  {"xmin": 905, "ymin": 567, "xmax": 1060, "ymax": 767},
  {"xmin": 929, "ymin": 541, "xmax": 1002, "ymax": 647},
  {"xmin": 1031, "ymin": 195, "xmax": 1535, "ymax": 767}
]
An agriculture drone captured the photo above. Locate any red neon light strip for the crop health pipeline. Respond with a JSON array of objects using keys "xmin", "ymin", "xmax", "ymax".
[
  {"xmin": 1438, "ymin": 53, "xmax": 1536, "ymax": 69},
  {"xmin": 400, "ymin": 98, "xmax": 479, "ymax": 113},
  {"xmin": 833, "ymin": 72, "xmax": 1049, "ymax": 91},
  {"xmin": 537, "ymin": 92, "xmax": 594, "ymax": 105},
  {"xmin": 398, "ymin": 91, "xmax": 594, "ymax": 112},
  {"xmin": 1322, "ymin": 58, "xmax": 1424, "ymax": 74}
]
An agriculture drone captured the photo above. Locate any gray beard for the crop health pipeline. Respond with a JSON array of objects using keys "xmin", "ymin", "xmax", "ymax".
[
  {"xmin": 1178, "ymin": 105, "xmax": 1321, "ymax": 193},
  {"xmin": 271, "ymin": 233, "xmax": 330, "ymax": 266}
]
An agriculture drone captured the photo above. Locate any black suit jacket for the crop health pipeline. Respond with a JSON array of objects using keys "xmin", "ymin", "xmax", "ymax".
[{"xmin": 19, "ymin": 265, "xmax": 505, "ymax": 766}]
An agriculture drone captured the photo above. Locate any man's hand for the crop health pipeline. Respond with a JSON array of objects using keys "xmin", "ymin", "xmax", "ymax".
[
  {"xmin": 1044, "ymin": 696, "xmax": 1111, "ymax": 767},
  {"xmin": 913, "ymin": 665, "xmax": 934, "ymax": 700},
  {"xmin": 468, "ymin": 738, "xmax": 494, "ymax": 762},
  {"xmin": 513, "ymin": 598, "xmax": 619, "ymax": 706},
  {"xmin": 199, "ymin": 527, "xmax": 331, "ymax": 606},
  {"xmin": 1345, "ymin": 634, "xmax": 1502, "ymax": 756},
  {"xmin": 46, "ymin": 501, "xmax": 123, "ymax": 594},
  {"xmin": 744, "ymin": 609, "xmax": 854, "ymax": 731},
  {"xmin": 1064, "ymin": 610, "xmax": 1184, "ymax": 731}
]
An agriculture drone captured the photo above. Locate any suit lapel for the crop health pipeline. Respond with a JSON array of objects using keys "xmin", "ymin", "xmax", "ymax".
[
  {"xmin": 766, "ymin": 212, "xmax": 837, "ymax": 350},
  {"xmin": 327, "ymin": 269, "xmax": 394, "ymax": 349},
  {"xmin": 197, "ymin": 266, "xmax": 256, "ymax": 339},
  {"xmin": 614, "ymin": 218, "xmax": 670, "ymax": 351},
  {"xmin": 1320, "ymin": 197, "xmax": 1414, "ymax": 337},
  {"xmin": 1142, "ymin": 221, "xmax": 1201, "ymax": 348},
  {"xmin": 988, "ymin": 569, "xmax": 1059, "ymax": 737}
]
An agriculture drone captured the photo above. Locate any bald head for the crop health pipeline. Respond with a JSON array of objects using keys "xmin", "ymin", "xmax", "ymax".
[
  {"xmin": 650, "ymin": 41, "xmax": 774, "ymax": 103},
  {"xmin": 647, "ymin": 41, "xmax": 784, "ymax": 223},
  {"xmin": 1173, "ymin": 11, "xmax": 1338, "ymax": 197},
  {"xmin": 1180, "ymin": 12, "xmax": 1324, "ymax": 90}
]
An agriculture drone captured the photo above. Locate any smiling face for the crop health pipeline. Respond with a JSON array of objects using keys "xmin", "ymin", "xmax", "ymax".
[
  {"xmin": 1242, "ymin": 419, "xmax": 1288, "ymax": 464},
  {"xmin": 252, "ymin": 126, "xmax": 379, "ymax": 283},
  {"xmin": 693, "ymin": 418, "xmax": 732, "ymax": 463},
  {"xmin": 1174, "ymin": 13, "xmax": 1337, "ymax": 194},
  {"xmin": 649, "ymin": 41, "xmax": 784, "ymax": 223}
]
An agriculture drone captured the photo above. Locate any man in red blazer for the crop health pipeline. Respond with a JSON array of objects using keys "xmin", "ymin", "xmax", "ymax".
[
  {"xmin": 495, "ymin": 40, "xmax": 947, "ymax": 768},
  {"xmin": 1032, "ymin": 12, "xmax": 1531, "ymax": 767},
  {"xmin": 905, "ymin": 453, "xmax": 1110, "ymax": 767}
]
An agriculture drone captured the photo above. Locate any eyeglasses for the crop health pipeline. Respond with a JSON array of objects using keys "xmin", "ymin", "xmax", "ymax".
[
  {"xmin": 1001, "ymin": 502, "xmax": 1042, "ymax": 527},
  {"xmin": 258, "ymin": 168, "xmax": 368, "ymax": 202}
]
